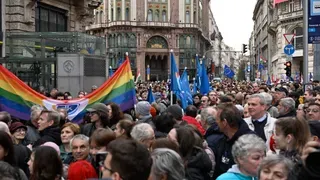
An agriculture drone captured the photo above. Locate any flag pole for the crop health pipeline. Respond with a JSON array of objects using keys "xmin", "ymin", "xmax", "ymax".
[{"xmin": 170, "ymin": 49, "xmax": 173, "ymax": 105}]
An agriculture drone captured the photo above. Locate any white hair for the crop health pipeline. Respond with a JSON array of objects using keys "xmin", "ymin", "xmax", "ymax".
[
  {"xmin": 0, "ymin": 122, "xmax": 10, "ymax": 134},
  {"xmin": 130, "ymin": 123, "xmax": 154, "ymax": 141}
]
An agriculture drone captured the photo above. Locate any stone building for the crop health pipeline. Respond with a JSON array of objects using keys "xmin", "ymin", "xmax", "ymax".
[
  {"xmin": 86, "ymin": 0, "xmax": 214, "ymax": 81},
  {"xmin": 252, "ymin": 0, "xmax": 313, "ymax": 80},
  {"xmin": 0, "ymin": 0, "xmax": 103, "ymax": 90}
]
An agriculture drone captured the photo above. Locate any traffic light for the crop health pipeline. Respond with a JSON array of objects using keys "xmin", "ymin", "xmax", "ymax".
[
  {"xmin": 242, "ymin": 44, "xmax": 248, "ymax": 53},
  {"xmin": 284, "ymin": 61, "xmax": 292, "ymax": 77}
]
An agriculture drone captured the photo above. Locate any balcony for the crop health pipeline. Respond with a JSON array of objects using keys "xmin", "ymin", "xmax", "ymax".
[
  {"xmin": 278, "ymin": 10, "xmax": 303, "ymax": 23},
  {"xmin": 86, "ymin": 20, "xmax": 204, "ymax": 30}
]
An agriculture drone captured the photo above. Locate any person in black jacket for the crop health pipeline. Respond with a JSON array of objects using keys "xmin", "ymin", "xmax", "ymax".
[
  {"xmin": 32, "ymin": 110, "xmax": 62, "ymax": 147},
  {"xmin": 212, "ymin": 103, "xmax": 255, "ymax": 179}
]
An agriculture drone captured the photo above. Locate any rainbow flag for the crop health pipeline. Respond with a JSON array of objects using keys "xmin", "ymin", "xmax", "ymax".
[{"xmin": 0, "ymin": 56, "xmax": 136, "ymax": 122}]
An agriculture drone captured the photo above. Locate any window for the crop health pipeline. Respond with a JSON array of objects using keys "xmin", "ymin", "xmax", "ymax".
[
  {"xmin": 186, "ymin": 11, "xmax": 190, "ymax": 23},
  {"xmin": 117, "ymin": 8, "xmax": 121, "ymax": 20},
  {"xmin": 162, "ymin": 10, "xmax": 166, "ymax": 21},
  {"xmin": 193, "ymin": 11, "xmax": 196, "ymax": 23},
  {"xmin": 293, "ymin": 27, "xmax": 303, "ymax": 50},
  {"xmin": 117, "ymin": 35, "xmax": 121, "ymax": 46},
  {"xmin": 100, "ymin": 11, "xmax": 103, "ymax": 23},
  {"xmin": 186, "ymin": 36, "xmax": 191, "ymax": 47},
  {"xmin": 111, "ymin": 8, "xmax": 114, "ymax": 21},
  {"xmin": 125, "ymin": 8, "xmax": 130, "ymax": 20},
  {"xmin": 36, "ymin": 3, "xmax": 67, "ymax": 32},
  {"xmin": 289, "ymin": 0, "xmax": 294, "ymax": 12},
  {"xmin": 162, "ymin": 0, "xmax": 166, "ymax": 2},
  {"xmin": 148, "ymin": 9, "xmax": 153, "ymax": 21},
  {"xmin": 123, "ymin": 34, "xmax": 128, "ymax": 46},
  {"xmin": 186, "ymin": 0, "xmax": 190, "ymax": 4},
  {"xmin": 96, "ymin": 11, "xmax": 99, "ymax": 24},
  {"xmin": 155, "ymin": 10, "xmax": 160, "ymax": 21}
]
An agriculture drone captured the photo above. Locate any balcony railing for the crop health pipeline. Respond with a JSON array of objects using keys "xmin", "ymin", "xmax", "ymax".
[{"xmin": 278, "ymin": 9, "xmax": 303, "ymax": 22}]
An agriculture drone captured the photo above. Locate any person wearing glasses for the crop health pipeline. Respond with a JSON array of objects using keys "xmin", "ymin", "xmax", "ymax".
[
  {"xmin": 82, "ymin": 103, "xmax": 110, "ymax": 137},
  {"xmin": 306, "ymin": 103, "xmax": 320, "ymax": 121},
  {"xmin": 101, "ymin": 139, "xmax": 152, "ymax": 180}
]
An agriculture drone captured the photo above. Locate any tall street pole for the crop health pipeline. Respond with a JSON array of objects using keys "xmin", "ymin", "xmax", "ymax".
[{"xmin": 303, "ymin": 0, "xmax": 309, "ymax": 84}]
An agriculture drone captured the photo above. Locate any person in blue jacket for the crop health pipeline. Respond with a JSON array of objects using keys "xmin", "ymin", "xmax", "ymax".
[{"xmin": 217, "ymin": 134, "xmax": 267, "ymax": 180}]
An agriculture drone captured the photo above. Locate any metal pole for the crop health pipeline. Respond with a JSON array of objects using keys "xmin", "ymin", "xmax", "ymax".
[{"xmin": 303, "ymin": 0, "xmax": 309, "ymax": 84}]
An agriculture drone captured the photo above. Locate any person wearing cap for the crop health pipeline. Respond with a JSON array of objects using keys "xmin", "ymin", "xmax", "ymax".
[
  {"xmin": 82, "ymin": 103, "xmax": 110, "ymax": 137},
  {"xmin": 273, "ymin": 87, "xmax": 288, "ymax": 106},
  {"xmin": 10, "ymin": 122, "xmax": 27, "ymax": 145},
  {"xmin": 91, "ymin": 85, "xmax": 98, "ymax": 92}
]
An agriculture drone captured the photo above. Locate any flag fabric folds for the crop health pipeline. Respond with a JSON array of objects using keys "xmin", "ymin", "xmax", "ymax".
[
  {"xmin": 200, "ymin": 58, "xmax": 210, "ymax": 95},
  {"xmin": 180, "ymin": 69, "xmax": 193, "ymax": 105},
  {"xmin": 267, "ymin": 75, "xmax": 271, "ymax": 86},
  {"xmin": 309, "ymin": 72, "xmax": 313, "ymax": 81},
  {"xmin": 224, "ymin": 65, "xmax": 235, "ymax": 78},
  {"xmin": 170, "ymin": 52, "xmax": 187, "ymax": 109},
  {"xmin": 147, "ymin": 87, "xmax": 155, "ymax": 104},
  {"xmin": 135, "ymin": 69, "xmax": 141, "ymax": 83},
  {"xmin": 195, "ymin": 55, "xmax": 202, "ymax": 90},
  {"xmin": 274, "ymin": 0, "xmax": 288, "ymax": 6},
  {"xmin": 0, "ymin": 57, "xmax": 136, "ymax": 122}
]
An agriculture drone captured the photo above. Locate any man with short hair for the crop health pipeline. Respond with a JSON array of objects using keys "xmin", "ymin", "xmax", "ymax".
[
  {"xmin": 208, "ymin": 91, "xmax": 218, "ymax": 106},
  {"xmin": 212, "ymin": 103, "xmax": 254, "ymax": 179},
  {"xmin": 304, "ymin": 90, "xmax": 316, "ymax": 101},
  {"xmin": 277, "ymin": 97, "xmax": 296, "ymax": 118},
  {"xmin": 102, "ymin": 139, "xmax": 152, "ymax": 180},
  {"xmin": 273, "ymin": 87, "xmax": 288, "ymax": 106},
  {"xmin": 130, "ymin": 123, "xmax": 155, "ymax": 149},
  {"xmin": 33, "ymin": 110, "xmax": 62, "ymax": 147},
  {"xmin": 201, "ymin": 95, "xmax": 210, "ymax": 109},
  {"xmin": 0, "ymin": 111, "xmax": 12, "ymax": 126},
  {"xmin": 70, "ymin": 134, "xmax": 90, "ymax": 162},
  {"xmin": 244, "ymin": 94, "xmax": 276, "ymax": 148},
  {"xmin": 182, "ymin": 105, "xmax": 205, "ymax": 135}
]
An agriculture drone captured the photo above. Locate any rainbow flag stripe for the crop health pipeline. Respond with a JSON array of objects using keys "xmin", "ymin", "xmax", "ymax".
[{"xmin": 0, "ymin": 57, "xmax": 136, "ymax": 121}]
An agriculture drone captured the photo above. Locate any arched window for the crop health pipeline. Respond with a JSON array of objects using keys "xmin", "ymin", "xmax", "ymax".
[
  {"xmin": 95, "ymin": 11, "xmax": 99, "ymax": 24},
  {"xmin": 117, "ymin": 8, "xmax": 121, "ymax": 20},
  {"xmin": 111, "ymin": 8, "xmax": 114, "ymax": 21},
  {"xmin": 117, "ymin": 35, "xmax": 121, "ymax": 46},
  {"xmin": 186, "ymin": 36, "xmax": 191, "ymax": 47},
  {"xmin": 123, "ymin": 34, "xmax": 128, "ymax": 46},
  {"xmin": 186, "ymin": 11, "xmax": 190, "ymax": 23},
  {"xmin": 162, "ymin": 10, "xmax": 166, "ymax": 21},
  {"xmin": 148, "ymin": 9, "xmax": 153, "ymax": 21},
  {"xmin": 155, "ymin": 10, "xmax": 160, "ymax": 21},
  {"xmin": 99, "ymin": 11, "xmax": 103, "ymax": 23},
  {"xmin": 125, "ymin": 8, "xmax": 130, "ymax": 21}
]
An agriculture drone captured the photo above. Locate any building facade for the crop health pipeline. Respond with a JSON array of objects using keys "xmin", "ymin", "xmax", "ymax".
[
  {"xmin": 252, "ymin": 0, "xmax": 313, "ymax": 81},
  {"xmin": 1, "ymin": 0, "xmax": 102, "ymax": 90},
  {"xmin": 86, "ymin": 0, "xmax": 214, "ymax": 81}
]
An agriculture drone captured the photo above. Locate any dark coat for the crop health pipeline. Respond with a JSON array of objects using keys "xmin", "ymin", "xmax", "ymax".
[
  {"xmin": 33, "ymin": 126, "xmax": 62, "ymax": 147},
  {"xmin": 14, "ymin": 144, "xmax": 31, "ymax": 178},
  {"xmin": 212, "ymin": 120, "xmax": 255, "ymax": 179},
  {"xmin": 185, "ymin": 147, "xmax": 212, "ymax": 180},
  {"xmin": 81, "ymin": 123, "xmax": 96, "ymax": 137},
  {"xmin": 205, "ymin": 122, "xmax": 224, "ymax": 153}
]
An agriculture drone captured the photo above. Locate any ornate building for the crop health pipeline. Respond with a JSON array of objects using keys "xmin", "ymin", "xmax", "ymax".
[
  {"xmin": 86, "ymin": 0, "xmax": 213, "ymax": 81},
  {"xmin": 252, "ymin": 0, "xmax": 313, "ymax": 80}
]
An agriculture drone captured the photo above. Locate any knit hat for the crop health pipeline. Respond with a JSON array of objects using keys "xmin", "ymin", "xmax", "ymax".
[
  {"xmin": 68, "ymin": 160, "xmax": 98, "ymax": 180},
  {"xmin": 87, "ymin": 103, "xmax": 109, "ymax": 113},
  {"xmin": 166, "ymin": 104, "xmax": 183, "ymax": 120},
  {"xmin": 150, "ymin": 106, "xmax": 157, "ymax": 117},
  {"xmin": 9, "ymin": 122, "xmax": 27, "ymax": 134},
  {"xmin": 41, "ymin": 142, "xmax": 60, "ymax": 154},
  {"xmin": 135, "ymin": 101, "xmax": 151, "ymax": 116}
]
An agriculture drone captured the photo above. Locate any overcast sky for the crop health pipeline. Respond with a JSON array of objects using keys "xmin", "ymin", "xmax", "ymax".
[{"xmin": 210, "ymin": 0, "xmax": 256, "ymax": 51}]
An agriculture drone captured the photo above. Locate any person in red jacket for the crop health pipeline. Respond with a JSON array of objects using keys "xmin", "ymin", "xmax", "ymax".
[{"xmin": 182, "ymin": 105, "xmax": 206, "ymax": 135}]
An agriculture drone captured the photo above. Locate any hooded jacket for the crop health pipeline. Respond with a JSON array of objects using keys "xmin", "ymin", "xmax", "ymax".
[
  {"xmin": 185, "ymin": 147, "xmax": 212, "ymax": 180},
  {"xmin": 212, "ymin": 120, "xmax": 255, "ymax": 179},
  {"xmin": 33, "ymin": 126, "xmax": 62, "ymax": 147},
  {"xmin": 216, "ymin": 164, "xmax": 257, "ymax": 180},
  {"xmin": 205, "ymin": 122, "xmax": 224, "ymax": 153}
]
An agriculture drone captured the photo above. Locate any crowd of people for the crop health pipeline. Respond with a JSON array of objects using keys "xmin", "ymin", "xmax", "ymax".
[{"xmin": 0, "ymin": 79, "xmax": 320, "ymax": 180}]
